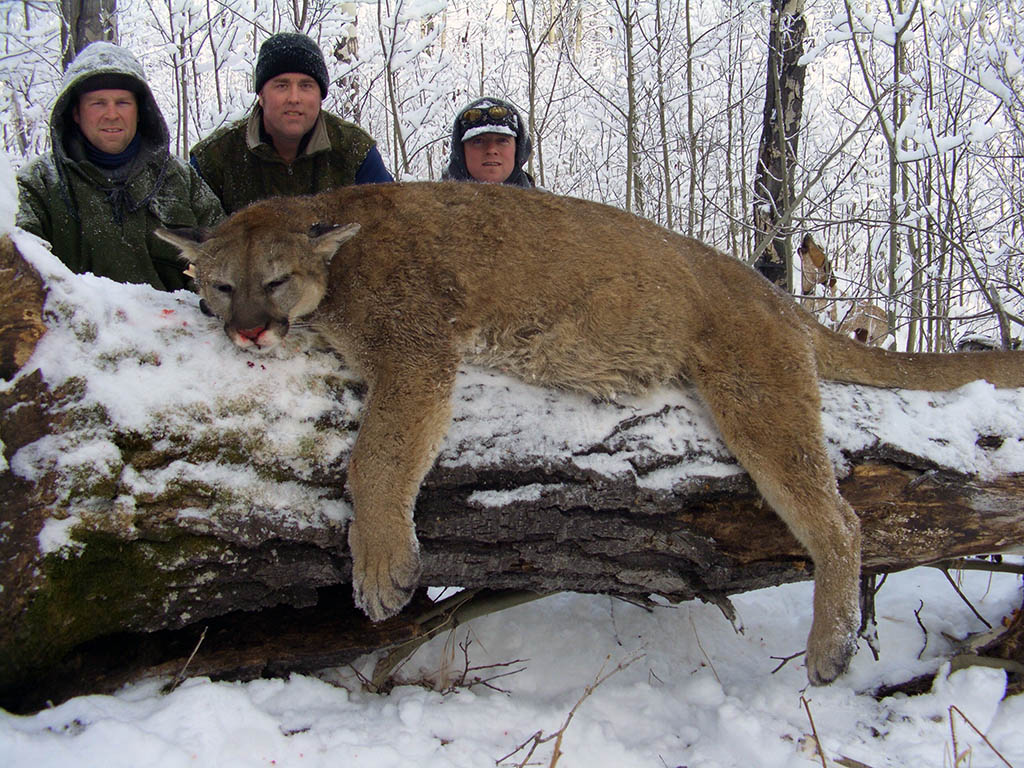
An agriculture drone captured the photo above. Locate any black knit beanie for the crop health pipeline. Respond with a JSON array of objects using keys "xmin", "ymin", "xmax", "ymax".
[
  {"xmin": 253, "ymin": 33, "xmax": 329, "ymax": 98},
  {"xmin": 73, "ymin": 73, "xmax": 144, "ymax": 100}
]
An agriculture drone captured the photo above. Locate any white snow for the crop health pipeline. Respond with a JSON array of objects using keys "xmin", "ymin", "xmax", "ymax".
[
  {"xmin": 0, "ymin": 152, "xmax": 16, "ymax": 228},
  {"xmin": 0, "ymin": 569, "xmax": 1021, "ymax": 767},
  {"xmin": 2, "ymin": 156, "xmax": 1024, "ymax": 767}
]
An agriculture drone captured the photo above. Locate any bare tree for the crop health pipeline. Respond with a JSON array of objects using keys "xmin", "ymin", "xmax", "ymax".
[
  {"xmin": 509, "ymin": 0, "xmax": 571, "ymax": 188},
  {"xmin": 652, "ymin": 0, "xmax": 674, "ymax": 228},
  {"xmin": 373, "ymin": 0, "xmax": 449, "ymax": 179},
  {"xmin": 376, "ymin": 0, "xmax": 410, "ymax": 175},
  {"xmin": 333, "ymin": 2, "xmax": 362, "ymax": 124},
  {"xmin": 834, "ymin": 0, "xmax": 1022, "ymax": 351}
]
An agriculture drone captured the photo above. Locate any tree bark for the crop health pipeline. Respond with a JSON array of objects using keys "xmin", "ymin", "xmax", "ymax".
[
  {"xmin": 1, "ymin": 234, "xmax": 1023, "ymax": 712},
  {"xmin": 60, "ymin": 0, "xmax": 118, "ymax": 69},
  {"xmin": 752, "ymin": 0, "xmax": 806, "ymax": 290}
]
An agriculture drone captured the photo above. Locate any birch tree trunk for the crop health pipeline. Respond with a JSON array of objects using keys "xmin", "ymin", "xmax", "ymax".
[
  {"xmin": 378, "ymin": 0, "xmax": 411, "ymax": 177},
  {"xmin": 888, "ymin": 0, "xmax": 912, "ymax": 351},
  {"xmin": 684, "ymin": 0, "xmax": 697, "ymax": 236},
  {"xmin": 654, "ymin": 0, "xmax": 673, "ymax": 229}
]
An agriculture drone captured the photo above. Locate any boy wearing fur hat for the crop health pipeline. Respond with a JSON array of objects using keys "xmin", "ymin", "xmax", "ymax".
[
  {"xmin": 16, "ymin": 41, "xmax": 224, "ymax": 291},
  {"xmin": 190, "ymin": 32, "xmax": 392, "ymax": 214},
  {"xmin": 443, "ymin": 97, "xmax": 535, "ymax": 188}
]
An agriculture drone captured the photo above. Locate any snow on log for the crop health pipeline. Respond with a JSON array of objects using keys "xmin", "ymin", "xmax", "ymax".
[{"xmin": 1, "ymin": 232, "xmax": 1023, "ymax": 709}]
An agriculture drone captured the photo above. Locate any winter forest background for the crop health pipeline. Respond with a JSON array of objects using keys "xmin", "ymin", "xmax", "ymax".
[{"xmin": 1, "ymin": 0, "xmax": 1022, "ymax": 353}]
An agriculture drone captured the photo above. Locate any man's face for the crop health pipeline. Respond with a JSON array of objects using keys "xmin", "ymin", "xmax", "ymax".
[
  {"xmin": 72, "ymin": 88, "xmax": 138, "ymax": 154},
  {"xmin": 258, "ymin": 73, "xmax": 322, "ymax": 144},
  {"xmin": 464, "ymin": 133, "xmax": 516, "ymax": 183}
]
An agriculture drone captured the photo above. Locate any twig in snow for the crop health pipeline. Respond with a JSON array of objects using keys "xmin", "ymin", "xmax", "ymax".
[
  {"xmin": 770, "ymin": 649, "xmax": 806, "ymax": 675},
  {"xmin": 914, "ymin": 600, "xmax": 929, "ymax": 660},
  {"xmin": 949, "ymin": 704, "xmax": 1014, "ymax": 767},
  {"xmin": 162, "ymin": 625, "xmax": 207, "ymax": 695},
  {"xmin": 859, "ymin": 572, "xmax": 885, "ymax": 661},
  {"xmin": 496, "ymin": 652, "xmax": 643, "ymax": 768},
  {"xmin": 942, "ymin": 567, "xmax": 993, "ymax": 630},
  {"xmin": 835, "ymin": 757, "xmax": 880, "ymax": 768},
  {"xmin": 801, "ymin": 696, "xmax": 829, "ymax": 768},
  {"xmin": 689, "ymin": 613, "xmax": 720, "ymax": 684},
  {"xmin": 370, "ymin": 588, "xmax": 549, "ymax": 691},
  {"xmin": 439, "ymin": 637, "xmax": 527, "ymax": 695}
]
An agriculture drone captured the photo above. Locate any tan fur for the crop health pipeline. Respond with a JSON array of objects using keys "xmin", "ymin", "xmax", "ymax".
[{"xmin": 157, "ymin": 182, "xmax": 1024, "ymax": 686}]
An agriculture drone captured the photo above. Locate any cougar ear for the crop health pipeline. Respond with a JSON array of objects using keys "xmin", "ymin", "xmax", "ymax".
[
  {"xmin": 309, "ymin": 222, "xmax": 361, "ymax": 264},
  {"xmin": 155, "ymin": 227, "xmax": 213, "ymax": 265}
]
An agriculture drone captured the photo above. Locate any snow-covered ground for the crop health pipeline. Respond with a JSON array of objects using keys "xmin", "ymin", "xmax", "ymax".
[
  {"xmin": 2, "ymin": 152, "xmax": 1023, "ymax": 767},
  {"xmin": 1, "ymin": 570, "xmax": 1022, "ymax": 768}
]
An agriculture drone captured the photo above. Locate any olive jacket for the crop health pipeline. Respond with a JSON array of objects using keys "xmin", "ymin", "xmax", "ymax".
[{"xmin": 16, "ymin": 42, "xmax": 224, "ymax": 291}]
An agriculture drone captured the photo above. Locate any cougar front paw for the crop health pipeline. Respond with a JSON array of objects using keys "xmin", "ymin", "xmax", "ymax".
[
  {"xmin": 805, "ymin": 621, "xmax": 858, "ymax": 686},
  {"xmin": 348, "ymin": 521, "xmax": 421, "ymax": 622}
]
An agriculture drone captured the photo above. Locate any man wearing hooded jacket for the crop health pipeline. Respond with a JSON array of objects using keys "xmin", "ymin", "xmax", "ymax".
[
  {"xmin": 442, "ymin": 96, "xmax": 535, "ymax": 188},
  {"xmin": 16, "ymin": 41, "xmax": 224, "ymax": 292}
]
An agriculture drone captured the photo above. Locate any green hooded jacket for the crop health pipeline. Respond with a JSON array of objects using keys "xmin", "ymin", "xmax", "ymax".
[
  {"xmin": 189, "ymin": 108, "xmax": 378, "ymax": 214},
  {"xmin": 16, "ymin": 42, "xmax": 224, "ymax": 291}
]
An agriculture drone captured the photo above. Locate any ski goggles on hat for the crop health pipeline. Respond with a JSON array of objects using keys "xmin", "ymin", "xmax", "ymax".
[{"xmin": 459, "ymin": 105, "xmax": 518, "ymax": 132}]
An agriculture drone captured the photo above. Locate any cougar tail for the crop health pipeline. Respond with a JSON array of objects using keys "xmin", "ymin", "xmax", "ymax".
[{"xmin": 809, "ymin": 323, "xmax": 1024, "ymax": 391}]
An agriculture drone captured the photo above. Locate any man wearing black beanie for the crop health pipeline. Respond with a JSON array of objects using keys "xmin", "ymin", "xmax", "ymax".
[{"xmin": 190, "ymin": 32, "xmax": 392, "ymax": 214}]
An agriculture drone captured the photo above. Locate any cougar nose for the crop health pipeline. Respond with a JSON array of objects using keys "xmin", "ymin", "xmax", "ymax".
[{"xmin": 237, "ymin": 326, "xmax": 266, "ymax": 342}]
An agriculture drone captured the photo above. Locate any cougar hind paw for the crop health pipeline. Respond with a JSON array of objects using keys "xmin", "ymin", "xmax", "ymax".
[{"xmin": 806, "ymin": 627, "xmax": 858, "ymax": 686}]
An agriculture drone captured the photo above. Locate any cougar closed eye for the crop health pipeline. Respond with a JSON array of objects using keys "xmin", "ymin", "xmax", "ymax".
[{"xmin": 265, "ymin": 276, "xmax": 291, "ymax": 292}]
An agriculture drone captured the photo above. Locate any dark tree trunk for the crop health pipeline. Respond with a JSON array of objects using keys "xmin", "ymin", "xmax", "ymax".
[
  {"xmin": 60, "ymin": 0, "xmax": 118, "ymax": 69},
  {"xmin": 752, "ymin": 0, "xmax": 807, "ymax": 290},
  {"xmin": 2, "ymin": 234, "xmax": 1023, "ymax": 712}
]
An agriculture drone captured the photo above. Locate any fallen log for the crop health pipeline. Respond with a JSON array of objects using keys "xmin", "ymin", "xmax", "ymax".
[{"xmin": 1, "ymin": 232, "xmax": 1023, "ymax": 712}]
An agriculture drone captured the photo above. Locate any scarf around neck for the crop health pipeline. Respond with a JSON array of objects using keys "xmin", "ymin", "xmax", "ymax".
[{"xmin": 79, "ymin": 127, "xmax": 142, "ymax": 170}]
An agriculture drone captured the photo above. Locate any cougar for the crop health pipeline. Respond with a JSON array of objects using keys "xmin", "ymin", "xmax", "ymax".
[{"xmin": 157, "ymin": 181, "xmax": 1023, "ymax": 685}]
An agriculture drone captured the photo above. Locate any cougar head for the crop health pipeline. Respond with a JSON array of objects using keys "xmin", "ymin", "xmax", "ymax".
[{"xmin": 157, "ymin": 217, "xmax": 360, "ymax": 351}]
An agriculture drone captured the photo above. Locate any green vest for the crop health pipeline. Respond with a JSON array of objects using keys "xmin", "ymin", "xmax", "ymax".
[{"xmin": 190, "ymin": 109, "xmax": 377, "ymax": 213}]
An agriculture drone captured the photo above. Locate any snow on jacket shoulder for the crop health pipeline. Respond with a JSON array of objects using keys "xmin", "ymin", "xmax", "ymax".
[{"xmin": 17, "ymin": 153, "xmax": 224, "ymax": 291}]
